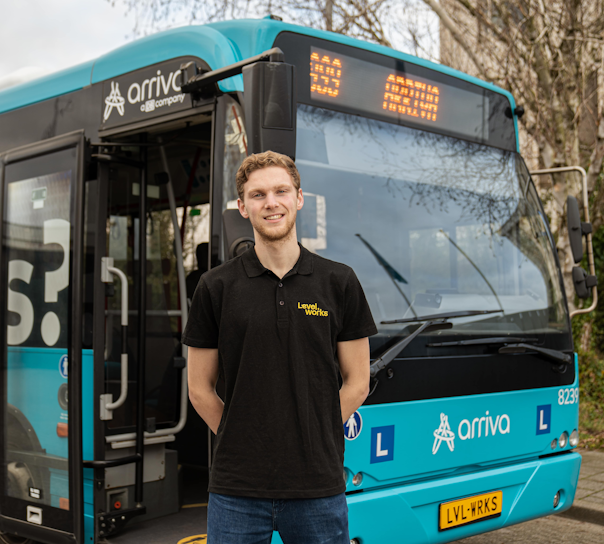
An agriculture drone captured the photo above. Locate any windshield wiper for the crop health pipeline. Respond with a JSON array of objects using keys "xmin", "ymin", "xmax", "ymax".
[
  {"xmin": 369, "ymin": 320, "xmax": 453, "ymax": 379},
  {"xmin": 428, "ymin": 337, "xmax": 538, "ymax": 347},
  {"xmin": 368, "ymin": 310, "xmax": 505, "ymax": 393},
  {"xmin": 370, "ymin": 310, "xmax": 502, "ymax": 380},
  {"xmin": 381, "ymin": 309, "xmax": 502, "ymax": 325},
  {"xmin": 428, "ymin": 335, "xmax": 571, "ymax": 370},
  {"xmin": 498, "ymin": 342, "xmax": 572, "ymax": 370}
]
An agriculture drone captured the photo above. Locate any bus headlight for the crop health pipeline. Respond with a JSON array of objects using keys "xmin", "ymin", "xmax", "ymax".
[
  {"xmin": 553, "ymin": 491, "xmax": 561, "ymax": 508},
  {"xmin": 559, "ymin": 432, "xmax": 568, "ymax": 449},
  {"xmin": 570, "ymin": 429, "xmax": 579, "ymax": 447},
  {"xmin": 551, "ymin": 438, "xmax": 558, "ymax": 450},
  {"xmin": 353, "ymin": 473, "xmax": 363, "ymax": 486}
]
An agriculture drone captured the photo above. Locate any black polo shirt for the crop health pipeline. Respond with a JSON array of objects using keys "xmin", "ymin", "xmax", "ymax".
[{"xmin": 182, "ymin": 245, "xmax": 377, "ymax": 499}]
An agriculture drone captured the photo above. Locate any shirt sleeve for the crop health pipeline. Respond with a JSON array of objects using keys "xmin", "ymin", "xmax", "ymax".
[
  {"xmin": 182, "ymin": 277, "xmax": 219, "ymax": 348},
  {"xmin": 337, "ymin": 269, "xmax": 378, "ymax": 342}
]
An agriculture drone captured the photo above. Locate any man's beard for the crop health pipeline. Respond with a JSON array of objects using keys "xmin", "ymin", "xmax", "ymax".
[{"xmin": 252, "ymin": 210, "xmax": 297, "ymax": 244}]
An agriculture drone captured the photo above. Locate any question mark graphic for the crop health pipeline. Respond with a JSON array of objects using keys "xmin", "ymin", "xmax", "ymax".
[{"xmin": 41, "ymin": 219, "xmax": 70, "ymax": 346}]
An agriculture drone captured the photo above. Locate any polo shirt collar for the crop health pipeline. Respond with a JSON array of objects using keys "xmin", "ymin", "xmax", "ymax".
[
  {"xmin": 296, "ymin": 245, "xmax": 314, "ymax": 276},
  {"xmin": 241, "ymin": 243, "xmax": 314, "ymax": 278}
]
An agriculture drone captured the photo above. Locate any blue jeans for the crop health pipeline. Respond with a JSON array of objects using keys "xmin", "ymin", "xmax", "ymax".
[{"xmin": 207, "ymin": 492, "xmax": 350, "ymax": 544}]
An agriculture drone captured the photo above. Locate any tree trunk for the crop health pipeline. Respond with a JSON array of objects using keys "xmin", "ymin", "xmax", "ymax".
[{"xmin": 324, "ymin": 0, "xmax": 333, "ymax": 31}]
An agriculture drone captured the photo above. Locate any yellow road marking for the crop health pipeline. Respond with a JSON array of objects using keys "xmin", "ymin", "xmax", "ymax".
[
  {"xmin": 177, "ymin": 534, "xmax": 207, "ymax": 544},
  {"xmin": 181, "ymin": 502, "xmax": 208, "ymax": 509}
]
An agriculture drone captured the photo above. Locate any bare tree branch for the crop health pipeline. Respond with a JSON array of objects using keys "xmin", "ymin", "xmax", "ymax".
[{"xmin": 421, "ymin": 0, "xmax": 490, "ymax": 78}]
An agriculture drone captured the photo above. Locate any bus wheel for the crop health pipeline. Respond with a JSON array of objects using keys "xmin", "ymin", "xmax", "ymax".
[
  {"xmin": 7, "ymin": 462, "xmax": 34, "ymax": 499},
  {"xmin": 0, "ymin": 533, "xmax": 33, "ymax": 544}
]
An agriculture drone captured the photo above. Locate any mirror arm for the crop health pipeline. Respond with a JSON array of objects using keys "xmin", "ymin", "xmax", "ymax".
[
  {"xmin": 180, "ymin": 47, "xmax": 285, "ymax": 96},
  {"xmin": 531, "ymin": 166, "xmax": 597, "ymax": 317}
]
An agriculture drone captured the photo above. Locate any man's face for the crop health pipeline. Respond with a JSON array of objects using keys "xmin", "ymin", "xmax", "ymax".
[{"xmin": 238, "ymin": 166, "xmax": 304, "ymax": 243}]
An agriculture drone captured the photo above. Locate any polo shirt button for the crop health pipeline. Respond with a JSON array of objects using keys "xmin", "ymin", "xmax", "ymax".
[
  {"xmin": 279, "ymin": 300, "xmax": 284, "ymax": 305},
  {"xmin": 278, "ymin": 283, "xmax": 283, "ymax": 287}
]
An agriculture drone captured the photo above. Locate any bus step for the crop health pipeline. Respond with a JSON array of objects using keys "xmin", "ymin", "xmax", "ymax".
[{"xmin": 98, "ymin": 505, "xmax": 147, "ymax": 538}]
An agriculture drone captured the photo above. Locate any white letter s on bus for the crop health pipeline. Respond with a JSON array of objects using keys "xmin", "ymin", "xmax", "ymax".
[{"xmin": 7, "ymin": 260, "xmax": 34, "ymax": 345}]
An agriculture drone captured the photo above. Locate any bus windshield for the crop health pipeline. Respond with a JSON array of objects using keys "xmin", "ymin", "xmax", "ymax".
[{"xmin": 295, "ymin": 105, "xmax": 569, "ymax": 349}]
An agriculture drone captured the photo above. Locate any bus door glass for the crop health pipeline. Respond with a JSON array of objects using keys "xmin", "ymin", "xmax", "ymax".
[
  {"xmin": 102, "ymin": 157, "xmax": 144, "ymax": 431},
  {"xmin": 0, "ymin": 133, "xmax": 85, "ymax": 541},
  {"xmin": 103, "ymin": 151, "xmax": 185, "ymax": 432}
]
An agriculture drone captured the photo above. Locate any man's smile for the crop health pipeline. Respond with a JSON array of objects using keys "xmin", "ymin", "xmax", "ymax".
[{"xmin": 264, "ymin": 213, "xmax": 284, "ymax": 221}]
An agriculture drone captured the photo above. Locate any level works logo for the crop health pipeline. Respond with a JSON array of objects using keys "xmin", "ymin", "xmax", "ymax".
[
  {"xmin": 104, "ymin": 82, "xmax": 125, "ymax": 121},
  {"xmin": 297, "ymin": 302, "xmax": 329, "ymax": 316},
  {"xmin": 432, "ymin": 410, "xmax": 511, "ymax": 454}
]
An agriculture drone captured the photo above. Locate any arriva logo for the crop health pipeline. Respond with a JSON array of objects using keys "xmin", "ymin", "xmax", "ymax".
[
  {"xmin": 103, "ymin": 68, "xmax": 186, "ymax": 121},
  {"xmin": 432, "ymin": 411, "xmax": 511, "ymax": 454},
  {"xmin": 104, "ymin": 82, "xmax": 125, "ymax": 121},
  {"xmin": 458, "ymin": 411, "xmax": 511, "ymax": 440},
  {"xmin": 433, "ymin": 413, "xmax": 455, "ymax": 454},
  {"xmin": 126, "ymin": 68, "xmax": 183, "ymax": 109}
]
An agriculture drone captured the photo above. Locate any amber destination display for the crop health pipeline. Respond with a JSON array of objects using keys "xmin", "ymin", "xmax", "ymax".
[{"xmin": 309, "ymin": 46, "xmax": 490, "ymax": 142}]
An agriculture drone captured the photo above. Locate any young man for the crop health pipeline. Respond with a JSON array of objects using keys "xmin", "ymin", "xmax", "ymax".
[{"xmin": 182, "ymin": 150, "xmax": 377, "ymax": 544}]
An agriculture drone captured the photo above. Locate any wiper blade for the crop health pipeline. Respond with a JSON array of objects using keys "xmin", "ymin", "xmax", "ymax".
[
  {"xmin": 499, "ymin": 342, "xmax": 572, "ymax": 368},
  {"xmin": 428, "ymin": 337, "xmax": 538, "ymax": 347},
  {"xmin": 370, "ymin": 310, "xmax": 502, "ymax": 383},
  {"xmin": 381, "ymin": 309, "xmax": 502, "ymax": 325},
  {"xmin": 428, "ymin": 335, "xmax": 572, "ymax": 369},
  {"xmin": 369, "ymin": 320, "xmax": 453, "ymax": 379}
]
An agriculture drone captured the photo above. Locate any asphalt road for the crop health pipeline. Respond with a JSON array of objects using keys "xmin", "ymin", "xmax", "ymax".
[{"xmin": 455, "ymin": 512, "xmax": 604, "ymax": 543}]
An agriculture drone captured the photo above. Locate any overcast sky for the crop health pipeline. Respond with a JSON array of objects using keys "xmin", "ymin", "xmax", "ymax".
[
  {"xmin": 0, "ymin": 0, "xmax": 137, "ymax": 80},
  {"xmin": 0, "ymin": 1, "xmax": 437, "ymax": 88}
]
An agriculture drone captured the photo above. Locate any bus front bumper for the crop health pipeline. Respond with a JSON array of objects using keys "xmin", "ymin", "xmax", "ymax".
[{"xmin": 347, "ymin": 451, "xmax": 581, "ymax": 544}]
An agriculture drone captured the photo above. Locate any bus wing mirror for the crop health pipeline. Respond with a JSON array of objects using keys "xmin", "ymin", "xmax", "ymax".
[
  {"xmin": 223, "ymin": 209, "xmax": 255, "ymax": 261},
  {"xmin": 572, "ymin": 266, "xmax": 598, "ymax": 299},
  {"xmin": 242, "ymin": 61, "xmax": 297, "ymax": 160},
  {"xmin": 566, "ymin": 195, "xmax": 592, "ymax": 263}
]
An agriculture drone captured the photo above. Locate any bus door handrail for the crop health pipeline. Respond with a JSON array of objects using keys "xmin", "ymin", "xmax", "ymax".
[
  {"xmin": 100, "ymin": 257, "xmax": 129, "ymax": 418},
  {"xmin": 105, "ymin": 309, "xmax": 183, "ymax": 317},
  {"xmin": 530, "ymin": 166, "xmax": 597, "ymax": 317},
  {"xmin": 105, "ymin": 141, "xmax": 189, "ymax": 445},
  {"xmin": 83, "ymin": 453, "xmax": 141, "ymax": 469}
]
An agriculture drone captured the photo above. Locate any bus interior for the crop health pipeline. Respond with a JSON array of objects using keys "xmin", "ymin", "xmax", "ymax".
[{"xmin": 97, "ymin": 116, "xmax": 218, "ymax": 537}]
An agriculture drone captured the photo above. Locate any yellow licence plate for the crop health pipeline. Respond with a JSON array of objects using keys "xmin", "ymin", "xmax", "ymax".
[{"xmin": 439, "ymin": 490, "xmax": 502, "ymax": 531}]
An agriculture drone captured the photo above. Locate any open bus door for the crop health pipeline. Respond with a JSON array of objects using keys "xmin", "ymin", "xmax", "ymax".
[
  {"xmin": 0, "ymin": 132, "xmax": 86, "ymax": 544},
  {"xmin": 89, "ymin": 101, "xmax": 233, "ymax": 537},
  {"xmin": 91, "ymin": 139, "xmax": 192, "ymax": 534}
]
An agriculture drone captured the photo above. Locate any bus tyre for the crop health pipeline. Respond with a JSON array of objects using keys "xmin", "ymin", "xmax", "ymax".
[
  {"xmin": 0, "ymin": 533, "xmax": 33, "ymax": 544},
  {"xmin": 7, "ymin": 461, "xmax": 34, "ymax": 499}
]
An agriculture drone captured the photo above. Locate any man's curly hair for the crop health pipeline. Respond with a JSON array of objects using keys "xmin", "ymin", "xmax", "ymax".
[{"xmin": 236, "ymin": 151, "xmax": 300, "ymax": 200}]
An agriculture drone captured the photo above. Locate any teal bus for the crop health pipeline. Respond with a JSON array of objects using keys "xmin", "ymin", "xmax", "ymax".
[{"xmin": 0, "ymin": 15, "xmax": 595, "ymax": 544}]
